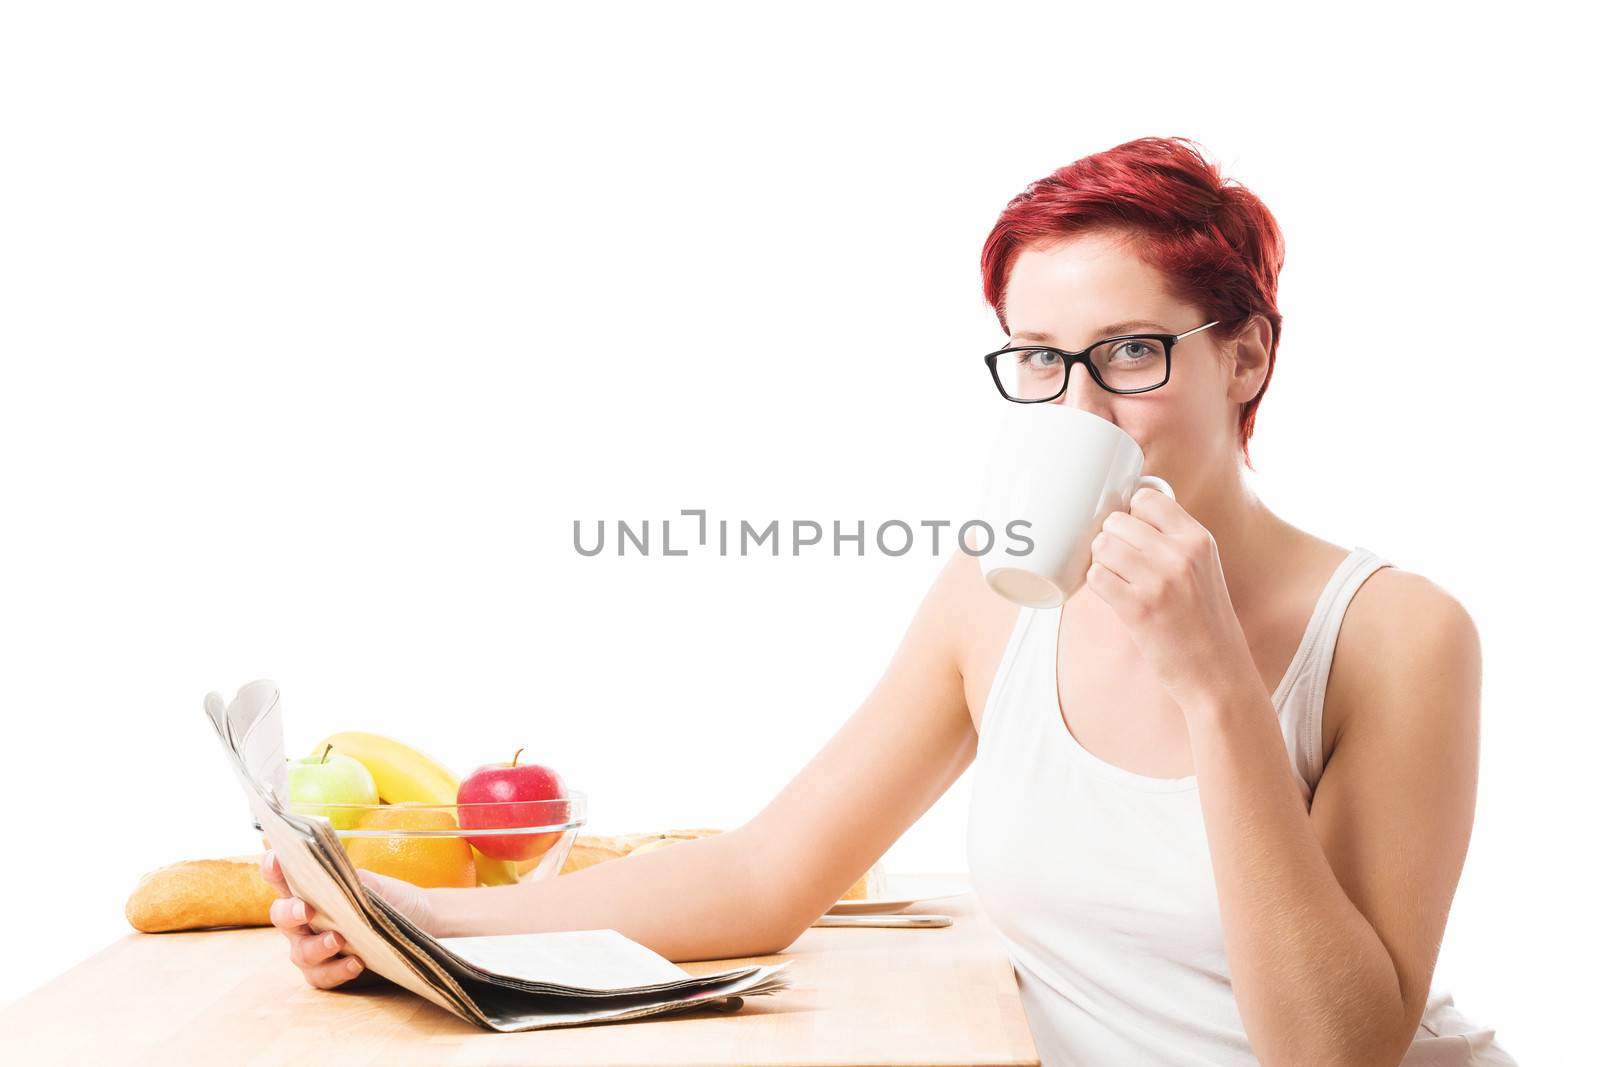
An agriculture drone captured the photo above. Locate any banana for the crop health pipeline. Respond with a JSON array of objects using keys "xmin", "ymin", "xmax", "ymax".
[
  {"xmin": 308, "ymin": 729, "xmax": 540, "ymax": 889},
  {"xmin": 310, "ymin": 731, "xmax": 459, "ymax": 805},
  {"xmin": 474, "ymin": 853, "xmax": 520, "ymax": 886},
  {"xmin": 310, "ymin": 731, "xmax": 522, "ymax": 886}
]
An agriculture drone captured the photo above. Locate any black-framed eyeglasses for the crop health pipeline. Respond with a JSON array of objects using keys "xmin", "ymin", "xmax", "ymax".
[{"xmin": 982, "ymin": 320, "xmax": 1221, "ymax": 401}]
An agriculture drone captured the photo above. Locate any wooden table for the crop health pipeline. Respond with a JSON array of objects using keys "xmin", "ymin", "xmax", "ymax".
[{"xmin": 0, "ymin": 871, "xmax": 1039, "ymax": 1066}]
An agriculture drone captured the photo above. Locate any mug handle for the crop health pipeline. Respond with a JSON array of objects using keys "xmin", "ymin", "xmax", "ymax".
[{"xmin": 1133, "ymin": 474, "xmax": 1175, "ymax": 503}]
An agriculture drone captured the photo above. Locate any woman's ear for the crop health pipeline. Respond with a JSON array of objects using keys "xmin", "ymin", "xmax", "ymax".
[{"xmin": 1225, "ymin": 314, "xmax": 1273, "ymax": 404}]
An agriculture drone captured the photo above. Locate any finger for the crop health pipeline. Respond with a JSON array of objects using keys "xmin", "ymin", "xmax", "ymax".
[
  {"xmin": 261, "ymin": 851, "xmax": 290, "ymax": 896},
  {"xmin": 1085, "ymin": 559, "xmax": 1132, "ymax": 602},
  {"xmin": 1091, "ymin": 527, "xmax": 1150, "ymax": 583},
  {"xmin": 1101, "ymin": 509, "xmax": 1163, "ymax": 553},
  {"xmin": 291, "ymin": 929, "xmax": 346, "ymax": 968},
  {"xmin": 356, "ymin": 868, "xmax": 402, "ymax": 901},
  {"xmin": 358, "ymin": 868, "xmax": 421, "ymax": 912},
  {"xmin": 302, "ymin": 954, "xmax": 364, "ymax": 990},
  {"xmin": 1097, "ymin": 516, "xmax": 1187, "ymax": 581},
  {"xmin": 269, "ymin": 896, "xmax": 313, "ymax": 934},
  {"xmin": 1102, "ymin": 511, "xmax": 1189, "ymax": 576},
  {"xmin": 356, "ymin": 868, "xmax": 431, "ymax": 931},
  {"xmin": 1129, "ymin": 485, "xmax": 1185, "ymax": 534}
]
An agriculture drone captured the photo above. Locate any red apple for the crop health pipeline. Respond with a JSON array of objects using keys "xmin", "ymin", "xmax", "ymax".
[{"xmin": 457, "ymin": 749, "xmax": 568, "ymax": 861}]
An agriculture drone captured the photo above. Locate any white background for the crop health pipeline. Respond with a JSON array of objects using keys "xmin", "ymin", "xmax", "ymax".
[{"xmin": 1, "ymin": 3, "xmax": 1592, "ymax": 1062}]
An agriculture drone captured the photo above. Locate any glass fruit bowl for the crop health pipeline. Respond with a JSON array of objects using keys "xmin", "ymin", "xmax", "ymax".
[{"xmin": 254, "ymin": 792, "xmax": 588, "ymax": 888}]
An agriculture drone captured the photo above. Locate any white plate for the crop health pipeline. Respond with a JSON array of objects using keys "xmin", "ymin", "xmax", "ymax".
[{"xmin": 827, "ymin": 875, "xmax": 971, "ymax": 915}]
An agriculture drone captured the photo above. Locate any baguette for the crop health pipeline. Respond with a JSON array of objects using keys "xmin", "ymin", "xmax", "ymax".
[
  {"xmin": 575, "ymin": 828, "xmax": 885, "ymax": 904},
  {"xmin": 125, "ymin": 854, "xmax": 277, "ymax": 933}
]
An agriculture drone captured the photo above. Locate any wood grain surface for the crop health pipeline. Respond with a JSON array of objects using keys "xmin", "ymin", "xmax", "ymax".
[{"xmin": 0, "ymin": 871, "xmax": 1039, "ymax": 1066}]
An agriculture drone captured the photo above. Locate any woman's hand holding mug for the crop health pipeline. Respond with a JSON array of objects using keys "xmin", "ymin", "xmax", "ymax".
[{"xmin": 978, "ymin": 404, "xmax": 1175, "ymax": 608}]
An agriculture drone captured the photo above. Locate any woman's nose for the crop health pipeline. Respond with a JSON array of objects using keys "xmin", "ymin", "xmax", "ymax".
[{"xmin": 1058, "ymin": 360, "xmax": 1113, "ymax": 416}]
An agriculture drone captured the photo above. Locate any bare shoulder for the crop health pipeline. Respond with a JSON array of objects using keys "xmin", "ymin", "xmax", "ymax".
[
  {"xmin": 1338, "ymin": 564, "xmax": 1480, "ymax": 675},
  {"xmin": 1323, "ymin": 562, "xmax": 1482, "ymax": 753},
  {"xmin": 929, "ymin": 549, "xmax": 1023, "ymax": 730}
]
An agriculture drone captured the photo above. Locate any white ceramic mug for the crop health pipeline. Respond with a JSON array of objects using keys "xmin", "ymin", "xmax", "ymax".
[{"xmin": 977, "ymin": 404, "xmax": 1175, "ymax": 608}]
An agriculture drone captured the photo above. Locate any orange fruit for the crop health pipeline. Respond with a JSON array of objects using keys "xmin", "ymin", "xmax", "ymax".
[{"xmin": 342, "ymin": 804, "xmax": 477, "ymax": 889}]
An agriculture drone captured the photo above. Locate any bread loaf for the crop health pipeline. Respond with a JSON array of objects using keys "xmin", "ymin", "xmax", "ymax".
[
  {"xmin": 125, "ymin": 854, "xmax": 278, "ymax": 933},
  {"xmin": 556, "ymin": 834, "xmax": 637, "ymax": 874},
  {"xmin": 561, "ymin": 828, "xmax": 723, "ymax": 871},
  {"xmin": 565, "ymin": 829, "xmax": 886, "ymax": 905},
  {"xmin": 622, "ymin": 837, "xmax": 688, "ymax": 859},
  {"xmin": 840, "ymin": 858, "xmax": 889, "ymax": 901}
]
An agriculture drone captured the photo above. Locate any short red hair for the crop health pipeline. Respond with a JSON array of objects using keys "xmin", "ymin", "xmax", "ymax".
[{"xmin": 980, "ymin": 136, "xmax": 1285, "ymax": 470}]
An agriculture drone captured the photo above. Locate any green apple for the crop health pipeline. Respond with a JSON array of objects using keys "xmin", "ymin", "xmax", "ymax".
[{"xmin": 287, "ymin": 745, "xmax": 378, "ymax": 829}]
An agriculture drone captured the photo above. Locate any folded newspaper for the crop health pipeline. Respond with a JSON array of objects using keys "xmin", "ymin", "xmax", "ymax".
[{"xmin": 203, "ymin": 679, "xmax": 794, "ymax": 1031}]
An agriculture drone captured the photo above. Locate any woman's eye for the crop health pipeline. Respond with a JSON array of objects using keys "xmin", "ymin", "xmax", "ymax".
[
  {"xmin": 1109, "ymin": 340, "xmax": 1156, "ymax": 363},
  {"xmin": 1023, "ymin": 349, "xmax": 1060, "ymax": 369}
]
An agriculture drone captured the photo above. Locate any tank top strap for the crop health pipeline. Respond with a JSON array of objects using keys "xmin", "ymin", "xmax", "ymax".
[{"xmin": 1287, "ymin": 545, "xmax": 1394, "ymax": 791}]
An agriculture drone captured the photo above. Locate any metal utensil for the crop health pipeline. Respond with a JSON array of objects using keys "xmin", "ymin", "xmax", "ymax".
[{"xmin": 810, "ymin": 913, "xmax": 952, "ymax": 928}]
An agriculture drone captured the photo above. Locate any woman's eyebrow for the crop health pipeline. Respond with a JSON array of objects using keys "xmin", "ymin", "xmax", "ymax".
[{"xmin": 1011, "ymin": 319, "xmax": 1168, "ymax": 343}]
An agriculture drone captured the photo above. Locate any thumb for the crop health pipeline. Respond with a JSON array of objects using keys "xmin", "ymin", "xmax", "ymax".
[{"xmin": 356, "ymin": 868, "xmax": 437, "ymax": 935}]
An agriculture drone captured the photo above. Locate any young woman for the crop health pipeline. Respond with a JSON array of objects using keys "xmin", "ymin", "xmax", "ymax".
[{"xmin": 264, "ymin": 137, "xmax": 1517, "ymax": 1066}]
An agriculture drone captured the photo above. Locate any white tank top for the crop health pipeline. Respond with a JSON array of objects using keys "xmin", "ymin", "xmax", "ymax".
[{"xmin": 965, "ymin": 545, "xmax": 1518, "ymax": 1066}]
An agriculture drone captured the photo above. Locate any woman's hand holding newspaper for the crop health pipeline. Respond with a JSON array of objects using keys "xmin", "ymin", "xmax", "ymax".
[{"xmin": 261, "ymin": 850, "xmax": 438, "ymax": 989}]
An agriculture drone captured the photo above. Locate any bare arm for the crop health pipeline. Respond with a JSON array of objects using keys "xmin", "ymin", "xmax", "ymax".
[
  {"xmin": 426, "ymin": 826, "xmax": 794, "ymax": 959},
  {"xmin": 433, "ymin": 550, "xmax": 980, "ymax": 959},
  {"xmin": 1185, "ymin": 573, "xmax": 1480, "ymax": 1067}
]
